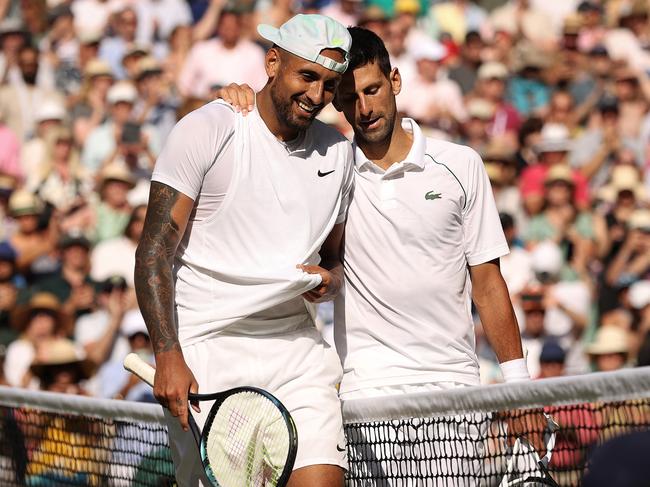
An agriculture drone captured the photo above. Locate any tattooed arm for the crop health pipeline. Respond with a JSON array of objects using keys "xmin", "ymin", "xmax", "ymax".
[{"xmin": 134, "ymin": 181, "xmax": 198, "ymax": 431}]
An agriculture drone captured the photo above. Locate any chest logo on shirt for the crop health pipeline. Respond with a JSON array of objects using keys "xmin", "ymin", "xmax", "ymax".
[
  {"xmin": 318, "ymin": 169, "xmax": 336, "ymax": 177},
  {"xmin": 425, "ymin": 190, "xmax": 442, "ymax": 200}
]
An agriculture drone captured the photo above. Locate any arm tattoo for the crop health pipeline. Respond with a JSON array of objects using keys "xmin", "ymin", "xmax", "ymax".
[{"xmin": 135, "ymin": 182, "xmax": 183, "ymax": 354}]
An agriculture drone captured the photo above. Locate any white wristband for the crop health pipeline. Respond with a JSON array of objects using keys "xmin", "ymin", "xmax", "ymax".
[{"xmin": 500, "ymin": 358, "xmax": 530, "ymax": 383}]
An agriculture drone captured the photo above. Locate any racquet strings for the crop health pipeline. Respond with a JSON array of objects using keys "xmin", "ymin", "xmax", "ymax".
[{"xmin": 205, "ymin": 391, "xmax": 291, "ymax": 487}]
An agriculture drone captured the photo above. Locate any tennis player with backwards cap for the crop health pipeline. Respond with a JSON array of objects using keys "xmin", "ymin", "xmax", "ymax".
[{"xmin": 134, "ymin": 14, "xmax": 354, "ymax": 486}]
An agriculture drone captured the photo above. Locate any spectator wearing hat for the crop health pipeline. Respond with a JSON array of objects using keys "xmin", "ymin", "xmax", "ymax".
[
  {"xmin": 357, "ymin": 5, "xmax": 390, "ymax": 40},
  {"xmin": 484, "ymin": 144, "xmax": 524, "ymax": 226},
  {"xmin": 524, "ymin": 164, "xmax": 601, "ymax": 269},
  {"xmin": 29, "ymin": 126, "xmax": 93, "ymax": 217},
  {"xmin": 6, "ymin": 190, "xmax": 57, "ymax": 275},
  {"xmin": 33, "ymin": 231, "xmax": 96, "ymax": 319},
  {"xmin": 606, "ymin": 209, "xmax": 650, "ymax": 289},
  {"xmin": 473, "ymin": 61, "xmax": 521, "ymax": 148},
  {"xmin": 121, "ymin": 44, "xmax": 149, "ymax": 82},
  {"xmin": 586, "ymin": 324, "xmax": 631, "ymax": 371},
  {"xmin": 398, "ymin": 39, "xmax": 466, "ymax": 128},
  {"xmin": 20, "ymin": 100, "xmax": 66, "ymax": 184},
  {"xmin": 577, "ymin": 1, "xmax": 607, "ymax": 53},
  {"xmin": 612, "ymin": 65, "xmax": 648, "ymax": 139},
  {"xmin": 82, "ymin": 80, "xmax": 160, "ymax": 173},
  {"xmin": 520, "ymin": 123, "xmax": 590, "ymax": 216},
  {"xmin": 528, "ymin": 240, "xmax": 591, "ymax": 374},
  {"xmin": 92, "ymin": 163, "xmax": 136, "ymax": 243},
  {"xmin": 537, "ymin": 340, "xmax": 566, "ymax": 378},
  {"xmin": 30, "ymin": 337, "xmax": 93, "ymax": 394},
  {"xmin": 0, "ymin": 44, "xmax": 63, "ymax": 141},
  {"xmin": 178, "ymin": 9, "xmax": 266, "ymax": 99},
  {"xmin": 91, "ymin": 204, "xmax": 146, "ymax": 288},
  {"xmin": 507, "ymin": 41, "xmax": 552, "ymax": 117},
  {"xmin": 459, "ymin": 98, "xmax": 494, "ymax": 153},
  {"xmin": 631, "ymin": 280, "xmax": 650, "ymax": 366},
  {"xmin": 4, "ymin": 292, "xmax": 71, "ymax": 388},
  {"xmin": 518, "ymin": 284, "xmax": 547, "ymax": 378},
  {"xmin": 133, "ymin": 56, "xmax": 177, "ymax": 141},
  {"xmin": 75, "ymin": 275, "xmax": 131, "ymax": 397},
  {"xmin": 0, "ymin": 19, "xmax": 29, "ymax": 84},
  {"xmin": 70, "ymin": 58, "xmax": 114, "ymax": 146}
]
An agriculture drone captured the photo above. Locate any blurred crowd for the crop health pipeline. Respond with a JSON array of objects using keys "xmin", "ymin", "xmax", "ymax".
[{"xmin": 0, "ymin": 0, "xmax": 649, "ymax": 400}]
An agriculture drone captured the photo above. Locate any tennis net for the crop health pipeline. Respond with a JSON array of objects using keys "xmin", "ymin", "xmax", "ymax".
[{"xmin": 0, "ymin": 367, "xmax": 648, "ymax": 486}]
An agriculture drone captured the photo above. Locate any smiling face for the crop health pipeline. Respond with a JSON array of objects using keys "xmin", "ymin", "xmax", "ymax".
[
  {"xmin": 335, "ymin": 61, "xmax": 400, "ymax": 146},
  {"xmin": 266, "ymin": 47, "xmax": 344, "ymax": 134}
]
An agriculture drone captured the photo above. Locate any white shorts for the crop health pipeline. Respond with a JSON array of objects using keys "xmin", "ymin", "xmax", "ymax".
[{"xmin": 164, "ymin": 326, "xmax": 347, "ymax": 486}]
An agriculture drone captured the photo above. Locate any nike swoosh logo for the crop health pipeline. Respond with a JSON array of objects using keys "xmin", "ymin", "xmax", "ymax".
[
  {"xmin": 318, "ymin": 169, "xmax": 335, "ymax": 177},
  {"xmin": 336, "ymin": 444, "xmax": 345, "ymax": 452}
]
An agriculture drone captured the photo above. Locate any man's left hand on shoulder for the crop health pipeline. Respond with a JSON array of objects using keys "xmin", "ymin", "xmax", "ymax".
[{"xmin": 298, "ymin": 264, "xmax": 342, "ymax": 303}]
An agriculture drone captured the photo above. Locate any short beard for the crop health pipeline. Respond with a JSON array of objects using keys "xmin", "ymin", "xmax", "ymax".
[
  {"xmin": 22, "ymin": 72, "xmax": 37, "ymax": 85},
  {"xmin": 270, "ymin": 82, "xmax": 312, "ymax": 134},
  {"xmin": 354, "ymin": 108, "xmax": 396, "ymax": 147}
]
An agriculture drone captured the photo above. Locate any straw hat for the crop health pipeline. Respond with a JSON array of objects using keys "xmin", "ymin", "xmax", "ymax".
[
  {"xmin": 544, "ymin": 164, "xmax": 574, "ymax": 185},
  {"xmin": 597, "ymin": 166, "xmax": 646, "ymax": 202},
  {"xmin": 30, "ymin": 338, "xmax": 93, "ymax": 380},
  {"xmin": 467, "ymin": 98, "xmax": 495, "ymax": 120},
  {"xmin": 84, "ymin": 58, "xmax": 113, "ymax": 79},
  {"xmin": 477, "ymin": 62, "xmax": 509, "ymax": 80},
  {"xmin": 98, "ymin": 163, "xmax": 136, "ymax": 190},
  {"xmin": 629, "ymin": 280, "xmax": 650, "ymax": 310},
  {"xmin": 482, "ymin": 141, "xmax": 515, "ymax": 164},
  {"xmin": 135, "ymin": 56, "xmax": 162, "ymax": 80},
  {"xmin": 585, "ymin": 326, "xmax": 629, "ymax": 355},
  {"xmin": 7, "ymin": 190, "xmax": 43, "ymax": 217},
  {"xmin": 11, "ymin": 292, "xmax": 71, "ymax": 333},
  {"xmin": 34, "ymin": 100, "xmax": 66, "ymax": 123},
  {"xmin": 106, "ymin": 81, "xmax": 137, "ymax": 105}
]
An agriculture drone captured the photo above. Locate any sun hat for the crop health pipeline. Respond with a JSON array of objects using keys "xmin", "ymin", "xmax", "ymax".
[
  {"xmin": 8, "ymin": 190, "xmax": 43, "ymax": 217},
  {"xmin": 539, "ymin": 341, "xmax": 566, "ymax": 363},
  {"xmin": 257, "ymin": 14, "xmax": 351, "ymax": 74},
  {"xmin": 544, "ymin": 164, "xmax": 574, "ymax": 185},
  {"xmin": 99, "ymin": 163, "xmax": 136, "ymax": 190},
  {"xmin": 11, "ymin": 292, "xmax": 71, "ymax": 334},
  {"xmin": 598, "ymin": 166, "xmax": 646, "ymax": 203},
  {"xmin": 535, "ymin": 123, "xmax": 573, "ymax": 153},
  {"xmin": 34, "ymin": 100, "xmax": 66, "ymax": 123},
  {"xmin": 586, "ymin": 325, "xmax": 629, "ymax": 355},
  {"xmin": 30, "ymin": 338, "xmax": 94, "ymax": 380},
  {"xmin": 477, "ymin": 62, "xmax": 508, "ymax": 80},
  {"xmin": 107, "ymin": 81, "xmax": 137, "ymax": 105},
  {"xmin": 411, "ymin": 40, "xmax": 447, "ymax": 62}
]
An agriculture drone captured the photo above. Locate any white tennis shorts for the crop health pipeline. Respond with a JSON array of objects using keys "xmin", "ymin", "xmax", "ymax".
[{"xmin": 164, "ymin": 326, "xmax": 347, "ymax": 486}]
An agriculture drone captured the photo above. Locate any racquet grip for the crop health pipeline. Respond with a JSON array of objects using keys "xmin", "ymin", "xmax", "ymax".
[{"xmin": 123, "ymin": 352, "xmax": 156, "ymax": 387}]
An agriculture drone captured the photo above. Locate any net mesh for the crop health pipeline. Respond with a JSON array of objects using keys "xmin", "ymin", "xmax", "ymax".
[{"xmin": 0, "ymin": 368, "xmax": 648, "ymax": 487}]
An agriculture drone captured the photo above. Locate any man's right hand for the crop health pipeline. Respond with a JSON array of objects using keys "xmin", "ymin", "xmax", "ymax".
[
  {"xmin": 153, "ymin": 351, "xmax": 200, "ymax": 431},
  {"xmin": 214, "ymin": 83, "xmax": 255, "ymax": 115}
]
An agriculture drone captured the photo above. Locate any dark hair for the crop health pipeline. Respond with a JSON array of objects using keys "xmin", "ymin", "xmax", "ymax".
[
  {"xmin": 517, "ymin": 116, "xmax": 544, "ymax": 147},
  {"xmin": 347, "ymin": 27, "xmax": 392, "ymax": 77}
]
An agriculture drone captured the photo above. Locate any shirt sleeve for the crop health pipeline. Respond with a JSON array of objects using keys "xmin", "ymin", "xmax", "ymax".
[
  {"xmin": 151, "ymin": 101, "xmax": 236, "ymax": 200},
  {"xmin": 462, "ymin": 149, "xmax": 510, "ymax": 266},
  {"xmin": 335, "ymin": 141, "xmax": 355, "ymax": 224}
]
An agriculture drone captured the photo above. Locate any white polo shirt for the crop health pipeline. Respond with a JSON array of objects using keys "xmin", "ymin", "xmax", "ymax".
[
  {"xmin": 152, "ymin": 101, "xmax": 354, "ymax": 345},
  {"xmin": 334, "ymin": 118, "xmax": 508, "ymax": 393}
]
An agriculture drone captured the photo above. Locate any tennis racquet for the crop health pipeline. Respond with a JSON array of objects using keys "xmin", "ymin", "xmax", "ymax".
[
  {"xmin": 123, "ymin": 353, "xmax": 298, "ymax": 487},
  {"xmin": 499, "ymin": 414, "xmax": 560, "ymax": 487}
]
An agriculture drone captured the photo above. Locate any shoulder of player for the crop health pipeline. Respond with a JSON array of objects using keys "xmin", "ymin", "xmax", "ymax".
[
  {"xmin": 175, "ymin": 100, "xmax": 237, "ymax": 134},
  {"xmin": 424, "ymin": 138, "xmax": 482, "ymax": 172}
]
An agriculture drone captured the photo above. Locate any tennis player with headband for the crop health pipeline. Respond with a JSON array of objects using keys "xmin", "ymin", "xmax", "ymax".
[{"xmin": 135, "ymin": 14, "xmax": 354, "ymax": 486}]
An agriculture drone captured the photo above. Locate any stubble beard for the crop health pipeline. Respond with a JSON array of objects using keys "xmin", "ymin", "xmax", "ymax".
[{"xmin": 270, "ymin": 83, "xmax": 312, "ymax": 133}]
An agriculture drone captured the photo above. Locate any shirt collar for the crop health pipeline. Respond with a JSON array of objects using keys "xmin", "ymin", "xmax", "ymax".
[{"xmin": 353, "ymin": 117, "xmax": 426, "ymax": 172}]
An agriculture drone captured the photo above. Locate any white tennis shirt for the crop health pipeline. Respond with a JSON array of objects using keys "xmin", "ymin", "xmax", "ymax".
[
  {"xmin": 152, "ymin": 101, "xmax": 354, "ymax": 345},
  {"xmin": 335, "ymin": 118, "xmax": 508, "ymax": 393}
]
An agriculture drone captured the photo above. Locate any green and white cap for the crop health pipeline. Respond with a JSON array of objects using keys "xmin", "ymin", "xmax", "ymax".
[{"xmin": 257, "ymin": 14, "xmax": 351, "ymax": 74}]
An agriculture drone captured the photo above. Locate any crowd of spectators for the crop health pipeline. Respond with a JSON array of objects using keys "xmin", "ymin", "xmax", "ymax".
[{"xmin": 0, "ymin": 0, "xmax": 649, "ymax": 400}]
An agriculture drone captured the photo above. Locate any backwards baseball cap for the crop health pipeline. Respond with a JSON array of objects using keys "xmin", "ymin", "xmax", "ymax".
[{"xmin": 257, "ymin": 14, "xmax": 351, "ymax": 74}]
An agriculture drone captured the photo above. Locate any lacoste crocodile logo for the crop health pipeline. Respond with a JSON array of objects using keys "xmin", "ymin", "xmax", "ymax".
[{"xmin": 425, "ymin": 191, "xmax": 442, "ymax": 200}]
